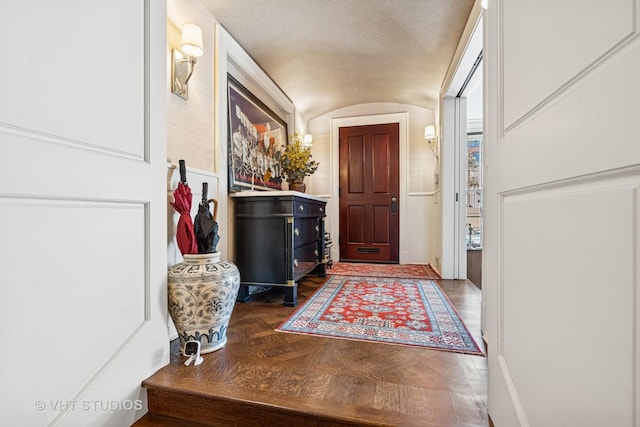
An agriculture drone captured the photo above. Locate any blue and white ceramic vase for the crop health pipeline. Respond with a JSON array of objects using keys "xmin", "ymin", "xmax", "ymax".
[{"xmin": 168, "ymin": 252, "xmax": 240, "ymax": 354}]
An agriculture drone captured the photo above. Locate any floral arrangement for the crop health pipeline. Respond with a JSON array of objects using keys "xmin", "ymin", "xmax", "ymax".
[{"xmin": 278, "ymin": 132, "xmax": 319, "ymax": 182}]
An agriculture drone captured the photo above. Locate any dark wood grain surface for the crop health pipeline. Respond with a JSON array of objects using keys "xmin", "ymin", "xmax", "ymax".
[{"xmin": 136, "ymin": 275, "xmax": 488, "ymax": 427}]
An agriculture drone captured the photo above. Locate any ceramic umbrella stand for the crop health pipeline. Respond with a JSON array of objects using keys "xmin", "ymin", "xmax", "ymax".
[{"xmin": 168, "ymin": 252, "xmax": 240, "ymax": 354}]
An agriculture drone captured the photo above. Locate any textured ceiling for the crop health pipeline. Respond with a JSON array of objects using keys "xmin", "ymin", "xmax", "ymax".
[{"xmin": 201, "ymin": 0, "xmax": 475, "ymax": 120}]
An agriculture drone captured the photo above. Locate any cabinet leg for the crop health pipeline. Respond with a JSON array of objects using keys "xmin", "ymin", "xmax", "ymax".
[
  {"xmin": 283, "ymin": 285, "xmax": 298, "ymax": 307},
  {"xmin": 236, "ymin": 285, "xmax": 250, "ymax": 303},
  {"xmin": 316, "ymin": 262, "xmax": 327, "ymax": 277}
]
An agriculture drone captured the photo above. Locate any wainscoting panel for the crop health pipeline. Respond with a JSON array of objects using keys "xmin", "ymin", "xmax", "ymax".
[{"xmin": 405, "ymin": 193, "xmax": 435, "ymax": 264}]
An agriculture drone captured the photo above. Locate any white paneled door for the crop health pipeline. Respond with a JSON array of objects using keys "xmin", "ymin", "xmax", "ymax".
[
  {"xmin": 0, "ymin": 1, "xmax": 168, "ymax": 426},
  {"xmin": 485, "ymin": 0, "xmax": 640, "ymax": 426}
]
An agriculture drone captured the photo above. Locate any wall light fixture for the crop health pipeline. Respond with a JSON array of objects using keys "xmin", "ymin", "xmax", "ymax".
[
  {"xmin": 172, "ymin": 23, "xmax": 204, "ymax": 100},
  {"xmin": 303, "ymin": 134, "xmax": 313, "ymax": 147},
  {"xmin": 424, "ymin": 125, "xmax": 439, "ymax": 158},
  {"xmin": 424, "ymin": 125, "xmax": 436, "ymax": 142}
]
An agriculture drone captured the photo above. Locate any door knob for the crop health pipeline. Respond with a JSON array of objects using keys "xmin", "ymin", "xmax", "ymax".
[{"xmin": 391, "ymin": 194, "xmax": 398, "ymax": 212}]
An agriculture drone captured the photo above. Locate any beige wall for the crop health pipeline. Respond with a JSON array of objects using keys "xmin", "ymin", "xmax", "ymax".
[{"xmin": 167, "ymin": 0, "xmax": 216, "ymax": 173}]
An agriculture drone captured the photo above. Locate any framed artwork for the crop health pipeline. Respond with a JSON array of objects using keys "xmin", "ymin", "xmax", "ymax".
[{"xmin": 227, "ymin": 74, "xmax": 288, "ymax": 192}]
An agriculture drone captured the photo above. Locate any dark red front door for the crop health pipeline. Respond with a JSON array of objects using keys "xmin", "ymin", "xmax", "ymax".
[{"xmin": 339, "ymin": 123, "xmax": 400, "ymax": 262}]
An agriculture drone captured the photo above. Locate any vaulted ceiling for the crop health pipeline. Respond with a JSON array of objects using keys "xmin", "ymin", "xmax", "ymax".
[{"xmin": 200, "ymin": 0, "xmax": 476, "ymax": 120}]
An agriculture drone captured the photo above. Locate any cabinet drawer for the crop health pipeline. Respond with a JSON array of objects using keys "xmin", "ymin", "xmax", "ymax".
[
  {"xmin": 235, "ymin": 199, "xmax": 293, "ymax": 216},
  {"xmin": 294, "ymin": 200, "xmax": 325, "ymax": 216},
  {"xmin": 235, "ymin": 196, "xmax": 326, "ymax": 218},
  {"xmin": 293, "ymin": 241, "xmax": 320, "ymax": 277},
  {"xmin": 293, "ymin": 218, "xmax": 320, "ymax": 247}
]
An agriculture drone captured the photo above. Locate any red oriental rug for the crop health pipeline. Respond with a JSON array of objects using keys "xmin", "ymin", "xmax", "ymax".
[
  {"xmin": 328, "ymin": 262, "xmax": 440, "ymax": 280},
  {"xmin": 276, "ymin": 276, "xmax": 483, "ymax": 355}
]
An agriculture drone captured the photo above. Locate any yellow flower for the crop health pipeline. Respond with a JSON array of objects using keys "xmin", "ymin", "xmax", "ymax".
[{"xmin": 279, "ymin": 133, "xmax": 319, "ymax": 182}]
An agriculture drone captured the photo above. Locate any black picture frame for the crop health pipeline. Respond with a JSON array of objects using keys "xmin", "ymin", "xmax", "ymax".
[{"xmin": 227, "ymin": 74, "xmax": 288, "ymax": 192}]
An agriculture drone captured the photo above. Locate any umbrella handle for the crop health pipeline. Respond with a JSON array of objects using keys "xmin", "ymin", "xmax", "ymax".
[
  {"xmin": 201, "ymin": 182, "xmax": 208, "ymax": 201},
  {"xmin": 207, "ymin": 199, "xmax": 218, "ymax": 221},
  {"xmin": 179, "ymin": 159, "xmax": 187, "ymax": 183}
]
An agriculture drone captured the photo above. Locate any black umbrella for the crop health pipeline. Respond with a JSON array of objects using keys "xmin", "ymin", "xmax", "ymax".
[{"xmin": 193, "ymin": 182, "xmax": 220, "ymax": 254}]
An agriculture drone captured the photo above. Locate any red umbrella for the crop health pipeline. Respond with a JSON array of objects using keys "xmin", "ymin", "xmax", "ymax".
[{"xmin": 170, "ymin": 160, "xmax": 197, "ymax": 255}]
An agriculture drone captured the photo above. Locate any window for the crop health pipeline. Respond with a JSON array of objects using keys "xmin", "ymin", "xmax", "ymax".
[{"xmin": 466, "ymin": 134, "xmax": 482, "ymax": 249}]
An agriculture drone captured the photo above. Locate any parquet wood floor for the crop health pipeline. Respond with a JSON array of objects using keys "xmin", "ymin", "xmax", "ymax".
[{"xmin": 137, "ymin": 275, "xmax": 488, "ymax": 427}]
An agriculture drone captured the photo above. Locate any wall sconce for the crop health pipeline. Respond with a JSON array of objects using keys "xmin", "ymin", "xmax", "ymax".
[
  {"xmin": 424, "ymin": 125, "xmax": 436, "ymax": 142},
  {"xmin": 424, "ymin": 125, "xmax": 438, "ymax": 158},
  {"xmin": 172, "ymin": 23, "xmax": 204, "ymax": 100},
  {"xmin": 303, "ymin": 134, "xmax": 313, "ymax": 147}
]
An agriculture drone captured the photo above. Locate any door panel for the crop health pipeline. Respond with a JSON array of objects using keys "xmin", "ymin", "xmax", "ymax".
[
  {"xmin": 0, "ymin": 1, "xmax": 168, "ymax": 426},
  {"xmin": 373, "ymin": 205, "xmax": 390, "ymax": 243},
  {"xmin": 348, "ymin": 205, "xmax": 366, "ymax": 242},
  {"xmin": 372, "ymin": 134, "xmax": 391, "ymax": 192},
  {"xmin": 348, "ymin": 137, "xmax": 365, "ymax": 193},
  {"xmin": 485, "ymin": 1, "xmax": 640, "ymax": 426},
  {"xmin": 339, "ymin": 123, "xmax": 399, "ymax": 262}
]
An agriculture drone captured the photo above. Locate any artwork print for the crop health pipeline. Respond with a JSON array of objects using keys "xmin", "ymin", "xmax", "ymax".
[{"xmin": 227, "ymin": 75, "xmax": 288, "ymax": 191}]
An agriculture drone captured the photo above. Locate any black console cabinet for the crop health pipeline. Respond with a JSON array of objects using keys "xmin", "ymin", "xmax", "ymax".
[{"xmin": 232, "ymin": 191, "xmax": 328, "ymax": 306}]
